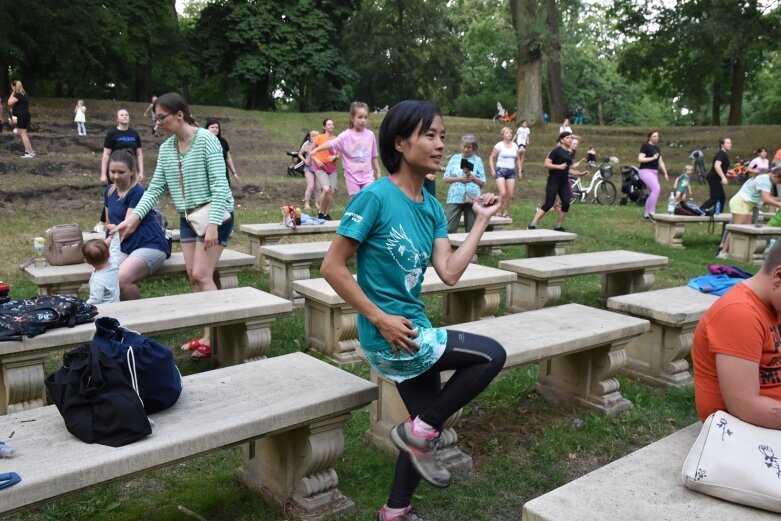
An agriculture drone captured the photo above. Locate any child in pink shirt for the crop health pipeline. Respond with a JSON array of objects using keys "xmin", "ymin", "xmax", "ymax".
[{"xmin": 312, "ymin": 101, "xmax": 382, "ymax": 196}]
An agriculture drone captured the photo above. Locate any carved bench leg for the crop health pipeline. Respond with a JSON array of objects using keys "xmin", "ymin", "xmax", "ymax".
[
  {"xmin": 251, "ymin": 237, "xmax": 282, "ymax": 272},
  {"xmin": 535, "ymin": 339, "xmax": 632, "ymax": 414},
  {"xmin": 39, "ymin": 282, "xmax": 82, "ymax": 296},
  {"xmin": 268, "ymin": 258, "xmax": 314, "ymax": 303},
  {"xmin": 623, "ymin": 321, "xmax": 694, "ymax": 388},
  {"xmin": 655, "ymin": 222, "xmax": 685, "ymax": 248},
  {"xmin": 600, "ymin": 269, "xmax": 656, "ymax": 306},
  {"xmin": 214, "ymin": 266, "xmax": 241, "ymax": 290},
  {"xmin": 442, "ymin": 287, "xmax": 502, "ymax": 325},
  {"xmin": 214, "ymin": 318, "xmax": 274, "ymax": 366},
  {"xmin": 505, "ymin": 278, "xmax": 562, "ymax": 313},
  {"xmin": 0, "ymin": 353, "xmax": 48, "ymax": 415},
  {"xmin": 366, "ymin": 370, "xmax": 473, "ymax": 476},
  {"xmin": 727, "ymin": 232, "xmax": 766, "ymax": 265},
  {"xmin": 303, "ymin": 300, "xmax": 361, "ymax": 365},
  {"xmin": 238, "ymin": 414, "xmax": 357, "ymax": 520}
]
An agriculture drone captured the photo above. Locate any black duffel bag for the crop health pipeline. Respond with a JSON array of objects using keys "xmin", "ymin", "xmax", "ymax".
[{"xmin": 45, "ymin": 342, "xmax": 152, "ymax": 447}]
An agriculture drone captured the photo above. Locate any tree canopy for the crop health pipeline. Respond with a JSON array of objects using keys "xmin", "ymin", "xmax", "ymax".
[{"xmin": 2, "ymin": 0, "xmax": 780, "ymax": 125}]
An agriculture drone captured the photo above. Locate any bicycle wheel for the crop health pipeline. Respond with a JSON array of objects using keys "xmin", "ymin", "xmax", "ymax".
[
  {"xmin": 595, "ymin": 181, "xmax": 617, "ymax": 205},
  {"xmin": 569, "ymin": 182, "xmax": 582, "ymax": 204}
]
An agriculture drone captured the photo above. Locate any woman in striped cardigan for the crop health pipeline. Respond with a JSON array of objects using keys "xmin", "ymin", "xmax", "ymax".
[{"xmin": 115, "ymin": 92, "xmax": 234, "ymax": 360}]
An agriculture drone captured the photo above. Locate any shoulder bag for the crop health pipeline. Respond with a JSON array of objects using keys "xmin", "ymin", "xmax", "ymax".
[
  {"xmin": 682, "ymin": 410, "xmax": 781, "ymax": 513},
  {"xmin": 177, "ymin": 156, "xmax": 230, "ymax": 236}
]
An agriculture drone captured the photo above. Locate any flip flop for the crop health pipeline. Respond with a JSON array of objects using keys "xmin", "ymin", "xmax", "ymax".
[
  {"xmin": 0, "ymin": 472, "xmax": 21, "ymax": 490},
  {"xmin": 181, "ymin": 339, "xmax": 205, "ymax": 352},
  {"xmin": 191, "ymin": 343, "xmax": 212, "ymax": 361}
]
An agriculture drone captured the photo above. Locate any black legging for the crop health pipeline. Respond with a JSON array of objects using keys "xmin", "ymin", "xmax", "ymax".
[
  {"xmin": 386, "ymin": 331, "xmax": 506, "ymax": 508},
  {"xmin": 700, "ymin": 172, "xmax": 725, "ymax": 212},
  {"xmin": 540, "ymin": 173, "xmax": 570, "ymax": 213}
]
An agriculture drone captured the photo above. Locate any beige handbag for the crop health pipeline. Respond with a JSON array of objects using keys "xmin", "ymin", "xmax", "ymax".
[
  {"xmin": 177, "ymin": 157, "xmax": 230, "ymax": 236},
  {"xmin": 681, "ymin": 410, "xmax": 781, "ymax": 513},
  {"xmin": 44, "ymin": 224, "xmax": 84, "ymax": 266}
]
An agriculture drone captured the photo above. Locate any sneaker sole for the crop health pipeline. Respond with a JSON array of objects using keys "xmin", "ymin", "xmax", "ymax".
[{"xmin": 390, "ymin": 426, "xmax": 452, "ymax": 488}]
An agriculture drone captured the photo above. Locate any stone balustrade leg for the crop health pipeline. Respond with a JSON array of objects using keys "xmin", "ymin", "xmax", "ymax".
[
  {"xmin": 303, "ymin": 301, "xmax": 361, "ymax": 365},
  {"xmin": 442, "ymin": 288, "xmax": 502, "ymax": 325},
  {"xmin": 40, "ymin": 282, "xmax": 82, "ymax": 296},
  {"xmin": 214, "ymin": 267, "xmax": 240, "ymax": 290},
  {"xmin": 268, "ymin": 260, "xmax": 313, "ymax": 304},
  {"xmin": 623, "ymin": 322, "xmax": 694, "ymax": 388},
  {"xmin": 238, "ymin": 414, "xmax": 357, "ymax": 521},
  {"xmin": 505, "ymin": 278, "xmax": 562, "ymax": 313},
  {"xmin": 654, "ymin": 222, "xmax": 684, "ymax": 248},
  {"xmin": 0, "ymin": 353, "xmax": 48, "ymax": 415},
  {"xmin": 535, "ymin": 339, "xmax": 632, "ymax": 414},
  {"xmin": 526, "ymin": 243, "xmax": 557, "ymax": 258},
  {"xmin": 600, "ymin": 269, "xmax": 656, "ymax": 306},
  {"xmin": 214, "ymin": 318, "xmax": 274, "ymax": 366}
]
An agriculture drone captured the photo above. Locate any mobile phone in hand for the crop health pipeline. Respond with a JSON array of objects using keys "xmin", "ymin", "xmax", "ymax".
[{"xmin": 460, "ymin": 158, "xmax": 473, "ymax": 172}]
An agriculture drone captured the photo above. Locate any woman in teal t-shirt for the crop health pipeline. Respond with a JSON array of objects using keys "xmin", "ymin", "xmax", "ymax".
[{"xmin": 321, "ymin": 101, "xmax": 507, "ymax": 521}]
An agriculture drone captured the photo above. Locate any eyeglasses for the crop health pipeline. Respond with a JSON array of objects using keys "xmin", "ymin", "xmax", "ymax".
[{"xmin": 153, "ymin": 113, "xmax": 172, "ymax": 123}]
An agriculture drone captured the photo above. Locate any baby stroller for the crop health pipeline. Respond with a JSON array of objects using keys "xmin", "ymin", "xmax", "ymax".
[
  {"xmin": 286, "ymin": 150, "xmax": 305, "ymax": 177},
  {"xmin": 619, "ymin": 165, "xmax": 648, "ymax": 206},
  {"xmin": 689, "ymin": 150, "xmax": 707, "ymax": 184}
]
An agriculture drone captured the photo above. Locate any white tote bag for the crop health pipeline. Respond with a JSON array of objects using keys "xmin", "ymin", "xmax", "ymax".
[{"xmin": 681, "ymin": 410, "xmax": 781, "ymax": 513}]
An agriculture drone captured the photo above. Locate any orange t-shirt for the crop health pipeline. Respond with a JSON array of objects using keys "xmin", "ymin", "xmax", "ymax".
[
  {"xmin": 313, "ymin": 133, "xmax": 336, "ymax": 171},
  {"xmin": 692, "ymin": 282, "xmax": 781, "ymax": 421}
]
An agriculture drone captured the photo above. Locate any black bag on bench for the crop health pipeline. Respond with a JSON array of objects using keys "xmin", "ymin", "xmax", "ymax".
[{"xmin": 45, "ymin": 342, "xmax": 152, "ymax": 447}]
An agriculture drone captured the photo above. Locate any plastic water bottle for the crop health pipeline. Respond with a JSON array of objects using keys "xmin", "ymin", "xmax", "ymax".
[
  {"xmin": 715, "ymin": 201, "xmax": 721, "ymax": 215},
  {"xmin": 667, "ymin": 192, "xmax": 676, "ymax": 215}
]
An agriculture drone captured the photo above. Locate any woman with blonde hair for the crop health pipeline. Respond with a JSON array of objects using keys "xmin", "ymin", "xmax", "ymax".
[
  {"xmin": 488, "ymin": 126, "xmax": 521, "ymax": 217},
  {"xmin": 8, "ymin": 80, "xmax": 34, "ymax": 158}
]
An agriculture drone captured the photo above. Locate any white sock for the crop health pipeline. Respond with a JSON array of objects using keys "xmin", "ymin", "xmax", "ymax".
[{"xmin": 381, "ymin": 506, "xmax": 409, "ymax": 519}]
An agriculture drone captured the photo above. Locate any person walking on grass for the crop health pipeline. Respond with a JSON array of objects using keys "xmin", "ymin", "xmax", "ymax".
[
  {"xmin": 515, "ymin": 119, "xmax": 530, "ymax": 173},
  {"xmin": 310, "ymin": 101, "xmax": 382, "ymax": 200},
  {"xmin": 488, "ymin": 126, "xmax": 521, "ymax": 218},
  {"xmin": 637, "ymin": 130, "xmax": 669, "ymax": 223},
  {"xmin": 321, "ymin": 100, "xmax": 506, "ymax": 521},
  {"xmin": 298, "ymin": 129, "xmax": 321, "ymax": 211},
  {"xmin": 310, "ymin": 119, "xmax": 339, "ymax": 220},
  {"xmin": 74, "ymin": 99, "xmax": 87, "ymax": 136},
  {"xmin": 8, "ymin": 80, "xmax": 34, "ymax": 158},
  {"xmin": 114, "ymin": 92, "xmax": 234, "ymax": 362},
  {"xmin": 528, "ymin": 131, "xmax": 573, "ymax": 232},
  {"xmin": 700, "ymin": 137, "xmax": 732, "ymax": 215}
]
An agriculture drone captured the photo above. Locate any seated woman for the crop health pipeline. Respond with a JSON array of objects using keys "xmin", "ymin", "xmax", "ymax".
[
  {"xmin": 103, "ymin": 149, "xmax": 170, "ymax": 300},
  {"xmin": 692, "ymin": 240, "xmax": 781, "ymax": 428}
]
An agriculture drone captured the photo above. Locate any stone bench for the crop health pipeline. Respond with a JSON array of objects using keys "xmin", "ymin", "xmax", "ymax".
[
  {"xmin": 448, "ymin": 229, "xmax": 576, "ymax": 257},
  {"xmin": 652, "ymin": 213, "xmax": 730, "ymax": 248},
  {"xmin": 499, "ymin": 250, "xmax": 668, "ymax": 312},
  {"xmin": 0, "ymin": 286, "xmax": 292, "ymax": 415},
  {"xmin": 0, "ymin": 353, "xmax": 377, "ymax": 520},
  {"xmin": 607, "ymin": 286, "xmax": 718, "ymax": 387},
  {"xmin": 293, "ymin": 263, "xmax": 517, "ymax": 364},
  {"xmin": 22, "ymin": 249, "xmax": 254, "ymax": 296},
  {"xmin": 240, "ymin": 221, "xmax": 341, "ymax": 270},
  {"xmin": 653, "ymin": 212, "xmax": 772, "ymax": 249},
  {"xmin": 261, "ymin": 240, "xmax": 336, "ymax": 303},
  {"xmin": 521, "ymin": 422, "xmax": 769, "ymax": 520},
  {"xmin": 367, "ymin": 303, "xmax": 650, "ymax": 473},
  {"xmin": 458, "ymin": 215, "xmax": 512, "ymax": 230},
  {"xmin": 726, "ymin": 223, "xmax": 781, "ymax": 264}
]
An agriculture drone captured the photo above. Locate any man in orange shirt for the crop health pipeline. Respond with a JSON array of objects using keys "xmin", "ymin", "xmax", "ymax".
[{"xmin": 692, "ymin": 241, "xmax": 781, "ymax": 428}]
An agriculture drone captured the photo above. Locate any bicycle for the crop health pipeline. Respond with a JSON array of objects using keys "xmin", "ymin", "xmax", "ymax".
[
  {"xmin": 689, "ymin": 150, "xmax": 707, "ymax": 184},
  {"xmin": 569, "ymin": 157, "xmax": 618, "ymax": 205}
]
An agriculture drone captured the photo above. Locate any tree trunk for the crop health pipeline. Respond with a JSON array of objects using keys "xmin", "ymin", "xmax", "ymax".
[
  {"xmin": 598, "ymin": 101, "xmax": 604, "ymax": 126},
  {"xmin": 247, "ymin": 80, "xmax": 272, "ymax": 110},
  {"xmin": 544, "ymin": 0, "xmax": 565, "ymax": 123},
  {"xmin": 510, "ymin": 0, "xmax": 543, "ymax": 125},
  {"xmin": 727, "ymin": 59, "xmax": 745, "ymax": 126},
  {"xmin": 135, "ymin": 62, "xmax": 152, "ymax": 103},
  {"xmin": 711, "ymin": 77, "xmax": 722, "ymax": 126}
]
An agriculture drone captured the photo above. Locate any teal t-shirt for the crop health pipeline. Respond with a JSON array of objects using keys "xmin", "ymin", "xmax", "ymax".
[
  {"xmin": 675, "ymin": 173, "xmax": 690, "ymax": 194},
  {"xmin": 337, "ymin": 177, "xmax": 449, "ymax": 380}
]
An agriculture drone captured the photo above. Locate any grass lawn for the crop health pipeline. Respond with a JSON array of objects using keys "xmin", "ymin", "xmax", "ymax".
[{"xmin": 0, "ymin": 98, "xmax": 769, "ymax": 520}]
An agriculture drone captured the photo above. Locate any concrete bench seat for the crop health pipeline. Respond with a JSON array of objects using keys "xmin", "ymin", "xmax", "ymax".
[
  {"xmin": 521, "ymin": 422, "xmax": 769, "ymax": 520},
  {"xmin": 726, "ymin": 223, "xmax": 781, "ymax": 264},
  {"xmin": 0, "ymin": 353, "xmax": 377, "ymax": 520},
  {"xmin": 368, "ymin": 304, "xmax": 650, "ymax": 473},
  {"xmin": 240, "ymin": 221, "xmax": 341, "ymax": 270},
  {"xmin": 499, "ymin": 250, "xmax": 668, "ymax": 312},
  {"xmin": 653, "ymin": 212, "xmax": 772, "ymax": 249},
  {"xmin": 22, "ymin": 249, "xmax": 254, "ymax": 296},
  {"xmin": 448, "ymin": 229, "xmax": 576, "ymax": 257},
  {"xmin": 83, "ymin": 229, "xmax": 180, "ymax": 243},
  {"xmin": 293, "ymin": 263, "xmax": 517, "ymax": 364},
  {"xmin": 458, "ymin": 215, "xmax": 512, "ymax": 230},
  {"xmin": 0, "ymin": 286, "xmax": 292, "ymax": 415},
  {"xmin": 607, "ymin": 286, "xmax": 718, "ymax": 387}
]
